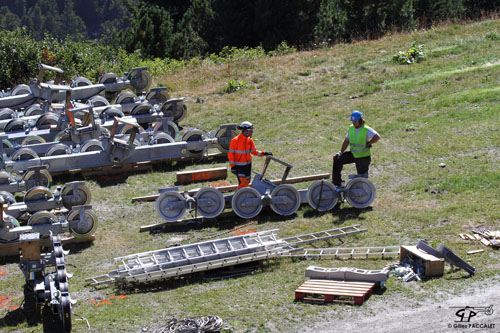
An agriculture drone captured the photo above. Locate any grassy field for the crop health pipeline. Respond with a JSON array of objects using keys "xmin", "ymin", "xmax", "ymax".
[{"xmin": 1, "ymin": 18, "xmax": 500, "ymax": 332}]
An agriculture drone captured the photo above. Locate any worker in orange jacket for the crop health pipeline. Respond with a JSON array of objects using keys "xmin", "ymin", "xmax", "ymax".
[{"xmin": 228, "ymin": 121, "xmax": 272, "ymax": 189}]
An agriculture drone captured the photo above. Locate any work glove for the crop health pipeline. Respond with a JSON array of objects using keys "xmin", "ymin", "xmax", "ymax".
[
  {"xmin": 366, "ymin": 143, "xmax": 372, "ymax": 148},
  {"xmin": 230, "ymin": 166, "xmax": 237, "ymax": 174},
  {"xmin": 334, "ymin": 151, "xmax": 343, "ymax": 159},
  {"xmin": 263, "ymin": 151, "xmax": 273, "ymax": 156}
]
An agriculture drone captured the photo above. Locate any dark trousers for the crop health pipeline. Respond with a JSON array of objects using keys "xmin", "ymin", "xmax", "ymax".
[
  {"xmin": 331, "ymin": 152, "xmax": 371, "ymax": 186},
  {"xmin": 231, "ymin": 164, "xmax": 252, "ymax": 188}
]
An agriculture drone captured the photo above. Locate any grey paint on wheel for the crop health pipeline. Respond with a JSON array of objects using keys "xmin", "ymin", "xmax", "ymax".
[
  {"xmin": 155, "ymin": 191, "xmax": 186, "ymax": 222},
  {"xmin": 345, "ymin": 177, "xmax": 376, "ymax": 208},
  {"xmin": 270, "ymin": 184, "xmax": 301, "ymax": 216},
  {"xmin": 307, "ymin": 180, "xmax": 338, "ymax": 211},
  {"xmin": 232, "ymin": 187, "xmax": 262, "ymax": 219},
  {"xmin": 194, "ymin": 187, "xmax": 225, "ymax": 218}
]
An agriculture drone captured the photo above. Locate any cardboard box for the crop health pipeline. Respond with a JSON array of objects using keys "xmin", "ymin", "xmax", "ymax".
[{"xmin": 400, "ymin": 245, "xmax": 444, "ymax": 277}]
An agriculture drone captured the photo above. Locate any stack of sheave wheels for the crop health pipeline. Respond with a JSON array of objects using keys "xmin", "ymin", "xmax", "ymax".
[
  {"xmin": 0, "ymin": 64, "xmax": 237, "ymax": 177},
  {"xmin": 0, "ymin": 180, "xmax": 98, "ymax": 243}
]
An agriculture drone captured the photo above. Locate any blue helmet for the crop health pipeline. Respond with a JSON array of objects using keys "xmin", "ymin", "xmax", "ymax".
[{"xmin": 350, "ymin": 110, "xmax": 363, "ymax": 122}]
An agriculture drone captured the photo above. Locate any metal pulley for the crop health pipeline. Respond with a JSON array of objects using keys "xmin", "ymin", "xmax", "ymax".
[
  {"xmin": 214, "ymin": 124, "xmax": 238, "ymax": 154},
  {"xmin": 23, "ymin": 186, "xmax": 53, "ymax": 203},
  {"xmin": 61, "ymin": 182, "xmax": 92, "ymax": 210},
  {"xmin": 270, "ymin": 184, "xmax": 301, "ymax": 216},
  {"xmin": 23, "ymin": 167, "xmax": 53, "ymax": 188},
  {"xmin": 231, "ymin": 187, "xmax": 262, "ymax": 219},
  {"xmin": 20, "ymin": 135, "xmax": 46, "ymax": 146},
  {"xmin": 194, "ymin": 187, "xmax": 225, "ymax": 218},
  {"xmin": 11, "ymin": 147, "xmax": 38, "ymax": 161},
  {"xmin": 182, "ymin": 129, "xmax": 205, "ymax": 157},
  {"xmin": 67, "ymin": 206, "xmax": 98, "ymax": 238},
  {"xmin": 155, "ymin": 191, "xmax": 187, "ymax": 222},
  {"xmin": 345, "ymin": 177, "xmax": 376, "ymax": 208},
  {"xmin": 307, "ymin": 180, "xmax": 338, "ymax": 211}
]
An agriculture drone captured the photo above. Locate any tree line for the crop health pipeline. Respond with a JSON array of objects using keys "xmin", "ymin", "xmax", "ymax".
[{"xmin": 0, "ymin": 0, "xmax": 499, "ymax": 60}]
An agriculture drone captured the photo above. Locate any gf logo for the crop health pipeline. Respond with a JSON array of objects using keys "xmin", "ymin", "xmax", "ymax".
[{"xmin": 452, "ymin": 305, "xmax": 494, "ymax": 322}]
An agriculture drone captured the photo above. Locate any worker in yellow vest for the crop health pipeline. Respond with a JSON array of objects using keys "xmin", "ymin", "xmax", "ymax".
[{"xmin": 332, "ymin": 110, "xmax": 380, "ymax": 187}]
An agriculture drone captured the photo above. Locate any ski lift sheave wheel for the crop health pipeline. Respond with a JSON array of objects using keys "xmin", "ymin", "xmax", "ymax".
[
  {"xmin": 270, "ymin": 184, "xmax": 301, "ymax": 216},
  {"xmin": 61, "ymin": 183, "xmax": 92, "ymax": 210},
  {"xmin": 68, "ymin": 208, "xmax": 98, "ymax": 238},
  {"xmin": 155, "ymin": 191, "xmax": 187, "ymax": 222},
  {"xmin": 194, "ymin": 187, "xmax": 225, "ymax": 218},
  {"xmin": 46, "ymin": 143, "xmax": 71, "ymax": 156},
  {"xmin": 23, "ymin": 168, "xmax": 53, "ymax": 188},
  {"xmin": 182, "ymin": 129, "xmax": 204, "ymax": 157},
  {"xmin": 12, "ymin": 147, "xmax": 38, "ymax": 161},
  {"xmin": 23, "ymin": 186, "xmax": 53, "ymax": 202},
  {"xmin": 215, "ymin": 125, "xmax": 238, "ymax": 154},
  {"xmin": 345, "ymin": 177, "xmax": 376, "ymax": 209},
  {"xmin": 0, "ymin": 190, "xmax": 16, "ymax": 205},
  {"xmin": 232, "ymin": 187, "xmax": 262, "ymax": 219},
  {"xmin": 20, "ymin": 135, "xmax": 46, "ymax": 146},
  {"xmin": 307, "ymin": 180, "xmax": 338, "ymax": 211}
]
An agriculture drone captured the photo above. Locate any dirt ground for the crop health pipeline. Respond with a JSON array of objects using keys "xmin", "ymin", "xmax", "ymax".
[{"xmin": 299, "ymin": 278, "xmax": 500, "ymax": 333}]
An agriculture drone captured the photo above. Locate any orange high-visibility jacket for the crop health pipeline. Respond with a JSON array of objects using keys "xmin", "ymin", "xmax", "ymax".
[{"xmin": 227, "ymin": 134, "xmax": 263, "ymax": 167}]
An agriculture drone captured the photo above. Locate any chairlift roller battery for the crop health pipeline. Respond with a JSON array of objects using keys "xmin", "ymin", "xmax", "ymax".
[
  {"xmin": 1, "ymin": 181, "xmax": 92, "ymax": 221},
  {"xmin": 1, "ymin": 204, "xmax": 98, "ymax": 242},
  {"xmin": 0, "ymin": 122, "xmax": 238, "ymax": 175},
  {"xmin": 154, "ymin": 156, "xmax": 376, "ymax": 222},
  {"xmin": 0, "ymin": 166, "xmax": 53, "ymax": 195}
]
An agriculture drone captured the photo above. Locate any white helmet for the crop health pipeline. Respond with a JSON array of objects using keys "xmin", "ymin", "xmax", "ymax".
[{"xmin": 238, "ymin": 121, "xmax": 254, "ymax": 130}]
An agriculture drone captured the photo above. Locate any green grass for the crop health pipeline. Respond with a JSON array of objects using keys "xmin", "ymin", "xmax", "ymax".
[{"xmin": 2, "ymin": 18, "xmax": 500, "ymax": 332}]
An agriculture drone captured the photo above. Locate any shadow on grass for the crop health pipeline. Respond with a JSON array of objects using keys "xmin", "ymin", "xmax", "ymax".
[
  {"xmin": 109, "ymin": 261, "xmax": 279, "ymax": 295},
  {"xmin": 0, "ymin": 285, "xmax": 67, "ymax": 332},
  {"xmin": 149, "ymin": 207, "xmax": 296, "ymax": 235},
  {"xmin": 302, "ymin": 204, "xmax": 372, "ymax": 225}
]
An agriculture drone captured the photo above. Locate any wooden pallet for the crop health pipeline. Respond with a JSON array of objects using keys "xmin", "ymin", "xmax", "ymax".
[{"xmin": 295, "ymin": 279, "xmax": 375, "ymax": 305}]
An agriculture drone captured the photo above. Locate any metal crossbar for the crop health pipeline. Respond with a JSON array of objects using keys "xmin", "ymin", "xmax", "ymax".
[
  {"xmin": 278, "ymin": 246, "xmax": 400, "ymax": 259},
  {"xmin": 86, "ymin": 225, "xmax": 366, "ymax": 286}
]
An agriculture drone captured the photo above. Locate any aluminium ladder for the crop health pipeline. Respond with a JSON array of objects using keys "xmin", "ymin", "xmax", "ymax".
[
  {"xmin": 278, "ymin": 246, "xmax": 400, "ymax": 259},
  {"xmin": 86, "ymin": 225, "xmax": 366, "ymax": 286}
]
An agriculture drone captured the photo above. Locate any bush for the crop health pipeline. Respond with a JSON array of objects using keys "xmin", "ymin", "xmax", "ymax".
[
  {"xmin": 393, "ymin": 42, "xmax": 425, "ymax": 65},
  {"xmin": 0, "ymin": 28, "xmax": 40, "ymax": 88},
  {"xmin": 223, "ymin": 79, "xmax": 246, "ymax": 93},
  {"xmin": 0, "ymin": 27, "xmax": 146, "ymax": 88}
]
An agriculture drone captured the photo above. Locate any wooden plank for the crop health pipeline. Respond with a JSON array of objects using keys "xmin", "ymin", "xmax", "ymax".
[
  {"xmin": 132, "ymin": 173, "xmax": 331, "ymax": 202},
  {"xmin": 176, "ymin": 167, "xmax": 227, "ymax": 185},
  {"xmin": 459, "ymin": 234, "xmax": 466, "ymax": 240},
  {"xmin": 467, "ymin": 249, "xmax": 484, "ymax": 255},
  {"xmin": 465, "ymin": 234, "xmax": 475, "ymax": 241},
  {"xmin": 0, "ymin": 235, "xmax": 95, "ymax": 257},
  {"xmin": 480, "ymin": 238, "xmax": 492, "ymax": 247},
  {"xmin": 474, "ymin": 234, "xmax": 483, "ymax": 241}
]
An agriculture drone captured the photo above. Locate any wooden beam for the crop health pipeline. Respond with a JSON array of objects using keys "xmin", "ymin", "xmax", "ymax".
[
  {"xmin": 176, "ymin": 167, "xmax": 227, "ymax": 185},
  {"xmin": 0, "ymin": 235, "xmax": 95, "ymax": 257},
  {"xmin": 132, "ymin": 173, "xmax": 330, "ymax": 203}
]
